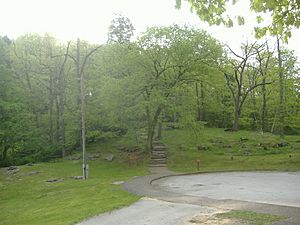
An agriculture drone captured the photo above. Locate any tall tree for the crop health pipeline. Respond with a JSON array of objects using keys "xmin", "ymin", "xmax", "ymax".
[
  {"xmin": 223, "ymin": 42, "xmax": 272, "ymax": 130},
  {"xmin": 108, "ymin": 13, "xmax": 135, "ymax": 44}
]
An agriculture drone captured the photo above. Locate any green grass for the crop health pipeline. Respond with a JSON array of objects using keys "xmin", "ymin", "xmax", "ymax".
[
  {"xmin": 163, "ymin": 128, "xmax": 300, "ymax": 172},
  {"xmin": 0, "ymin": 150, "xmax": 148, "ymax": 225},
  {"xmin": 216, "ymin": 210, "xmax": 287, "ymax": 225},
  {"xmin": 1, "ymin": 127, "xmax": 299, "ymax": 225}
]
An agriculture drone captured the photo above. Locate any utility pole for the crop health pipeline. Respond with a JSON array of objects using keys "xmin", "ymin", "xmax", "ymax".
[
  {"xmin": 77, "ymin": 38, "xmax": 88, "ymax": 180},
  {"xmin": 69, "ymin": 39, "xmax": 101, "ymax": 179},
  {"xmin": 277, "ymin": 36, "xmax": 285, "ymax": 137}
]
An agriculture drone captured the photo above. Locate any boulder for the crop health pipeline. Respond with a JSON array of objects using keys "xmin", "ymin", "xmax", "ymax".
[
  {"xmin": 71, "ymin": 176, "xmax": 83, "ymax": 180},
  {"xmin": 104, "ymin": 154, "xmax": 114, "ymax": 162},
  {"xmin": 7, "ymin": 166, "xmax": 20, "ymax": 174},
  {"xmin": 197, "ymin": 145, "xmax": 210, "ymax": 151},
  {"xmin": 46, "ymin": 178, "xmax": 64, "ymax": 183}
]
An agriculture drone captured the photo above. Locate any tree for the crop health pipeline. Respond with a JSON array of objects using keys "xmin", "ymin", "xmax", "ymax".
[
  {"xmin": 223, "ymin": 42, "xmax": 272, "ymax": 130},
  {"xmin": 108, "ymin": 13, "xmax": 135, "ymax": 44},
  {"xmin": 175, "ymin": 0, "xmax": 300, "ymax": 41},
  {"xmin": 136, "ymin": 25, "xmax": 223, "ymax": 150}
]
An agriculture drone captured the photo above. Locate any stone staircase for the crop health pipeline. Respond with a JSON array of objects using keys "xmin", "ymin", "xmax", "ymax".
[{"xmin": 150, "ymin": 142, "xmax": 167, "ymax": 167}]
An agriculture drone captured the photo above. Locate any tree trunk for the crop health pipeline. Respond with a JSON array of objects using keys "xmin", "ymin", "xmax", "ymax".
[
  {"xmin": 196, "ymin": 82, "xmax": 205, "ymax": 121},
  {"xmin": 277, "ymin": 36, "xmax": 285, "ymax": 137},
  {"xmin": 48, "ymin": 75, "xmax": 54, "ymax": 143},
  {"xmin": 156, "ymin": 120, "xmax": 162, "ymax": 140},
  {"xmin": 146, "ymin": 106, "xmax": 162, "ymax": 151},
  {"xmin": 1, "ymin": 144, "xmax": 9, "ymax": 162},
  {"xmin": 233, "ymin": 106, "xmax": 240, "ymax": 130},
  {"xmin": 261, "ymin": 77, "xmax": 267, "ymax": 132}
]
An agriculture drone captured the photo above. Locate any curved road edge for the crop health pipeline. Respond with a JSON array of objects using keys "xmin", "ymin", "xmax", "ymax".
[{"xmin": 123, "ymin": 168, "xmax": 300, "ymax": 225}]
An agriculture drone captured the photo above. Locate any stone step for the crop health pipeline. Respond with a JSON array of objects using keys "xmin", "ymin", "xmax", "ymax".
[
  {"xmin": 151, "ymin": 160, "xmax": 167, "ymax": 164},
  {"xmin": 149, "ymin": 164, "xmax": 167, "ymax": 167},
  {"xmin": 152, "ymin": 146, "xmax": 166, "ymax": 150},
  {"xmin": 151, "ymin": 155, "xmax": 166, "ymax": 159},
  {"xmin": 151, "ymin": 150, "xmax": 166, "ymax": 154}
]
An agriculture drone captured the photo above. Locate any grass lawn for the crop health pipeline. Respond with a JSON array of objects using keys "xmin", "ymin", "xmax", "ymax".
[
  {"xmin": 0, "ymin": 143, "xmax": 148, "ymax": 225},
  {"xmin": 216, "ymin": 210, "xmax": 287, "ymax": 225},
  {"xmin": 1, "ymin": 127, "xmax": 299, "ymax": 225},
  {"xmin": 163, "ymin": 128, "xmax": 300, "ymax": 172}
]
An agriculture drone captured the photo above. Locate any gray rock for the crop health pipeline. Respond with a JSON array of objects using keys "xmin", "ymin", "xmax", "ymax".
[
  {"xmin": 104, "ymin": 154, "xmax": 115, "ymax": 162},
  {"xmin": 72, "ymin": 176, "xmax": 84, "ymax": 180},
  {"xmin": 7, "ymin": 166, "xmax": 20, "ymax": 174},
  {"xmin": 197, "ymin": 145, "xmax": 210, "ymax": 151},
  {"xmin": 46, "ymin": 178, "xmax": 64, "ymax": 183},
  {"xmin": 112, "ymin": 180, "xmax": 125, "ymax": 185},
  {"xmin": 27, "ymin": 171, "xmax": 39, "ymax": 176},
  {"xmin": 69, "ymin": 156, "xmax": 81, "ymax": 160},
  {"xmin": 7, "ymin": 166, "xmax": 19, "ymax": 171},
  {"xmin": 222, "ymin": 144, "xmax": 232, "ymax": 148},
  {"xmin": 277, "ymin": 142, "xmax": 289, "ymax": 147}
]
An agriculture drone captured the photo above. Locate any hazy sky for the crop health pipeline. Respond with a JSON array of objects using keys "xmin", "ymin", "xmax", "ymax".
[{"xmin": 0, "ymin": 0, "xmax": 299, "ymax": 59}]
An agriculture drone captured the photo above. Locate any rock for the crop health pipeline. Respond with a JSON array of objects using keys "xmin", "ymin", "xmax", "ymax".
[
  {"xmin": 277, "ymin": 142, "xmax": 289, "ymax": 147},
  {"xmin": 27, "ymin": 171, "xmax": 39, "ymax": 176},
  {"xmin": 7, "ymin": 166, "xmax": 19, "ymax": 171},
  {"xmin": 243, "ymin": 150, "xmax": 252, "ymax": 156},
  {"xmin": 209, "ymin": 139, "xmax": 223, "ymax": 144},
  {"xmin": 240, "ymin": 137, "xmax": 249, "ymax": 142},
  {"xmin": 46, "ymin": 178, "xmax": 64, "ymax": 183},
  {"xmin": 26, "ymin": 163, "xmax": 34, "ymax": 166},
  {"xmin": 222, "ymin": 144, "xmax": 232, "ymax": 148},
  {"xmin": 7, "ymin": 166, "xmax": 20, "ymax": 174},
  {"xmin": 104, "ymin": 154, "xmax": 114, "ymax": 162},
  {"xmin": 71, "ymin": 176, "xmax": 83, "ymax": 180},
  {"xmin": 69, "ymin": 156, "xmax": 81, "ymax": 160},
  {"xmin": 197, "ymin": 145, "xmax": 210, "ymax": 151},
  {"xmin": 111, "ymin": 180, "xmax": 124, "ymax": 185},
  {"xmin": 224, "ymin": 128, "xmax": 236, "ymax": 132}
]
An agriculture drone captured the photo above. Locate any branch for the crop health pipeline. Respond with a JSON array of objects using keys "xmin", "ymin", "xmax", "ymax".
[
  {"xmin": 226, "ymin": 44, "xmax": 245, "ymax": 60},
  {"xmin": 80, "ymin": 44, "xmax": 103, "ymax": 75},
  {"xmin": 240, "ymin": 81, "xmax": 273, "ymax": 108},
  {"xmin": 224, "ymin": 72, "xmax": 237, "ymax": 102}
]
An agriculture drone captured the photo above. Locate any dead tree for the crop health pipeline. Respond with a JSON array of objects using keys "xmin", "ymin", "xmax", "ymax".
[{"xmin": 224, "ymin": 42, "xmax": 272, "ymax": 130}]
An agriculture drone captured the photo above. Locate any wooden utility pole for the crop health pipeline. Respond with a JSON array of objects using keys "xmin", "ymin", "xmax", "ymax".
[
  {"xmin": 77, "ymin": 38, "xmax": 88, "ymax": 180},
  {"xmin": 68, "ymin": 39, "xmax": 102, "ymax": 179},
  {"xmin": 277, "ymin": 36, "xmax": 285, "ymax": 137}
]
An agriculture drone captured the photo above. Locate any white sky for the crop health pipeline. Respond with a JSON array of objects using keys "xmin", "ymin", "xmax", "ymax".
[{"xmin": 0, "ymin": 0, "xmax": 299, "ymax": 60}]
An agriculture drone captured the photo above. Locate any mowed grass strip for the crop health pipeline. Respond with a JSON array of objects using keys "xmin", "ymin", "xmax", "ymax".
[
  {"xmin": 216, "ymin": 210, "xmax": 287, "ymax": 225},
  {"xmin": 0, "ymin": 160, "xmax": 147, "ymax": 225},
  {"xmin": 164, "ymin": 128, "xmax": 300, "ymax": 172}
]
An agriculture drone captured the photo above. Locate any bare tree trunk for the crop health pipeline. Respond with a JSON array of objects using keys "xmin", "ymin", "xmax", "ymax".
[
  {"xmin": 156, "ymin": 120, "xmax": 162, "ymax": 140},
  {"xmin": 233, "ymin": 105, "xmax": 240, "ymax": 130},
  {"xmin": 277, "ymin": 36, "xmax": 285, "ymax": 137},
  {"xmin": 146, "ymin": 106, "xmax": 162, "ymax": 151},
  {"xmin": 261, "ymin": 77, "xmax": 267, "ymax": 132},
  {"xmin": 48, "ymin": 75, "xmax": 54, "ymax": 143},
  {"xmin": 196, "ymin": 82, "xmax": 205, "ymax": 121}
]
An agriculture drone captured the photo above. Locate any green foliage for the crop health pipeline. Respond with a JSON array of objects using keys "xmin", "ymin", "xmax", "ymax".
[
  {"xmin": 108, "ymin": 13, "xmax": 135, "ymax": 44},
  {"xmin": 0, "ymin": 24, "xmax": 299, "ymax": 166},
  {"xmin": 176, "ymin": 0, "xmax": 300, "ymax": 40}
]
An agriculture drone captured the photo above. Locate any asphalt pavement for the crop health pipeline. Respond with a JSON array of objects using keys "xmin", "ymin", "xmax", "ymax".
[{"xmin": 77, "ymin": 169, "xmax": 300, "ymax": 225}]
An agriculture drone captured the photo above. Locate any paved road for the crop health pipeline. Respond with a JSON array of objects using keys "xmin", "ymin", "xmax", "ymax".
[
  {"xmin": 78, "ymin": 198, "xmax": 217, "ymax": 225},
  {"xmin": 154, "ymin": 172, "xmax": 300, "ymax": 208},
  {"xmin": 77, "ymin": 170, "xmax": 300, "ymax": 225}
]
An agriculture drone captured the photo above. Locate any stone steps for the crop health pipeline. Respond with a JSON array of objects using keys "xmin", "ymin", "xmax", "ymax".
[{"xmin": 150, "ymin": 142, "xmax": 167, "ymax": 167}]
